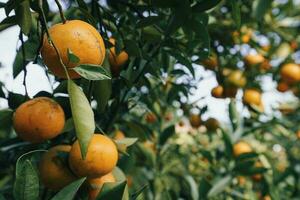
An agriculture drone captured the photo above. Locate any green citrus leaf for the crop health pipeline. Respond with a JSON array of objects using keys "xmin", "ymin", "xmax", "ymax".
[
  {"xmin": 50, "ymin": 177, "xmax": 86, "ymax": 200},
  {"xmin": 68, "ymin": 80, "xmax": 95, "ymax": 159},
  {"xmin": 15, "ymin": 0, "xmax": 32, "ymax": 35},
  {"xmin": 97, "ymin": 181, "xmax": 128, "ymax": 200},
  {"xmin": 73, "ymin": 64, "xmax": 111, "ymax": 81}
]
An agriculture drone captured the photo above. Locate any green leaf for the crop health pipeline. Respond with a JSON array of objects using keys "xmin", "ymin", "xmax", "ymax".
[
  {"xmin": 230, "ymin": 0, "xmax": 241, "ymax": 29},
  {"xmin": 0, "ymin": 194, "xmax": 6, "ymax": 200},
  {"xmin": 93, "ymin": 80, "xmax": 112, "ymax": 113},
  {"xmin": 115, "ymin": 138, "xmax": 138, "ymax": 155},
  {"xmin": 13, "ymin": 150, "xmax": 45, "ymax": 200},
  {"xmin": 130, "ymin": 185, "xmax": 148, "ymax": 200},
  {"xmin": 207, "ymin": 175, "xmax": 232, "ymax": 197},
  {"xmin": 13, "ymin": 36, "xmax": 39, "ymax": 78},
  {"xmin": 192, "ymin": 0, "xmax": 222, "ymax": 12},
  {"xmin": 5, "ymin": 0, "xmax": 27, "ymax": 15},
  {"xmin": 124, "ymin": 39, "xmax": 140, "ymax": 57},
  {"xmin": 112, "ymin": 167, "xmax": 127, "ymax": 182},
  {"xmin": 73, "ymin": 64, "xmax": 111, "ymax": 81},
  {"xmin": 68, "ymin": 80, "xmax": 95, "ymax": 159},
  {"xmin": 0, "ymin": 109, "xmax": 13, "ymax": 129},
  {"xmin": 67, "ymin": 48, "xmax": 80, "ymax": 64},
  {"xmin": 50, "ymin": 178, "xmax": 86, "ymax": 200},
  {"xmin": 14, "ymin": 160, "xmax": 39, "ymax": 200},
  {"xmin": 253, "ymin": 0, "xmax": 272, "ymax": 21},
  {"xmin": 159, "ymin": 125, "xmax": 175, "ymax": 145},
  {"xmin": 198, "ymin": 178, "xmax": 211, "ymax": 199},
  {"xmin": 15, "ymin": 0, "xmax": 32, "ymax": 35},
  {"xmin": 0, "ymin": 15, "xmax": 17, "ymax": 32},
  {"xmin": 8, "ymin": 92, "xmax": 28, "ymax": 109},
  {"xmin": 165, "ymin": 1, "xmax": 190, "ymax": 35},
  {"xmin": 220, "ymin": 129, "xmax": 233, "ymax": 157},
  {"xmin": 229, "ymin": 100, "xmax": 240, "ymax": 131},
  {"xmin": 97, "ymin": 181, "xmax": 128, "ymax": 200},
  {"xmin": 136, "ymin": 16, "xmax": 162, "ymax": 28},
  {"xmin": 75, "ymin": 0, "xmax": 88, "ymax": 10},
  {"xmin": 183, "ymin": 175, "xmax": 199, "ymax": 200}
]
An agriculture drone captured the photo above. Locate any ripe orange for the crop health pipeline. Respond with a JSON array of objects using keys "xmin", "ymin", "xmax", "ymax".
[
  {"xmin": 108, "ymin": 38, "xmax": 128, "ymax": 77},
  {"xmin": 201, "ymin": 55, "xmax": 218, "ymax": 70},
  {"xmin": 41, "ymin": 20, "xmax": 106, "ymax": 79},
  {"xmin": 280, "ymin": 63, "xmax": 300, "ymax": 84},
  {"xmin": 143, "ymin": 141, "xmax": 156, "ymax": 152},
  {"xmin": 164, "ymin": 112, "xmax": 173, "ymax": 121},
  {"xmin": 13, "ymin": 97, "xmax": 65, "ymax": 143},
  {"xmin": 88, "ymin": 173, "xmax": 115, "ymax": 200},
  {"xmin": 189, "ymin": 114, "xmax": 201, "ymax": 128},
  {"xmin": 233, "ymin": 141, "xmax": 252, "ymax": 157},
  {"xmin": 227, "ymin": 70, "xmax": 246, "ymax": 88},
  {"xmin": 244, "ymin": 54, "xmax": 265, "ymax": 67},
  {"xmin": 252, "ymin": 161, "xmax": 263, "ymax": 182},
  {"xmin": 39, "ymin": 145, "xmax": 76, "ymax": 190},
  {"xmin": 296, "ymin": 130, "xmax": 300, "ymax": 139},
  {"xmin": 277, "ymin": 81, "xmax": 289, "ymax": 92},
  {"xmin": 204, "ymin": 118, "xmax": 220, "ymax": 131},
  {"xmin": 243, "ymin": 89, "xmax": 262, "ymax": 106},
  {"xmin": 145, "ymin": 112, "xmax": 157, "ymax": 123},
  {"xmin": 69, "ymin": 134, "xmax": 118, "ymax": 178},
  {"xmin": 211, "ymin": 85, "xmax": 224, "ymax": 98},
  {"xmin": 113, "ymin": 130, "xmax": 125, "ymax": 140}
]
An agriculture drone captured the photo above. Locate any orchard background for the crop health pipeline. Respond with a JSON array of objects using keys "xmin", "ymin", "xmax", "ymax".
[{"xmin": 0, "ymin": 0, "xmax": 300, "ymax": 200}]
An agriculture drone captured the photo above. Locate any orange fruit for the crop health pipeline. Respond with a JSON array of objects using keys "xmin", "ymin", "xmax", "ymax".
[
  {"xmin": 69, "ymin": 134, "xmax": 118, "ymax": 178},
  {"xmin": 164, "ymin": 112, "xmax": 173, "ymax": 121},
  {"xmin": 252, "ymin": 161, "xmax": 263, "ymax": 182},
  {"xmin": 39, "ymin": 145, "xmax": 76, "ymax": 190},
  {"xmin": 204, "ymin": 118, "xmax": 220, "ymax": 131},
  {"xmin": 280, "ymin": 63, "xmax": 300, "ymax": 84},
  {"xmin": 243, "ymin": 89, "xmax": 262, "ymax": 106},
  {"xmin": 296, "ymin": 130, "xmax": 300, "ymax": 139},
  {"xmin": 88, "ymin": 173, "xmax": 115, "ymax": 200},
  {"xmin": 290, "ymin": 40, "xmax": 298, "ymax": 50},
  {"xmin": 189, "ymin": 114, "xmax": 201, "ymax": 128},
  {"xmin": 108, "ymin": 38, "xmax": 129, "ymax": 77},
  {"xmin": 143, "ymin": 141, "xmax": 156, "ymax": 152},
  {"xmin": 227, "ymin": 70, "xmax": 247, "ymax": 88},
  {"xmin": 244, "ymin": 54, "xmax": 265, "ymax": 67},
  {"xmin": 211, "ymin": 85, "xmax": 224, "ymax": 98},
  {"xmin": 237, "ymin": 176, "xmax": 246, "ymax": 186},
  {"xmin": 178, "ymin": 121, "xmax": 185, "ymax": 127},
  {"xmin": 201, "ymin": 55, "xmax": 218, "ymax": 70},
  {"xmin": 261, "ymin": 45, "xmax": 270, "ymax": 52},
  {"xmin": 233, "ymin": 141, "xmax": 252, "ymax": 157},
  {"xmin": 145, "ymin": 112, "xmax": 157, "ymax": 123},
  {"xmin": 41, "ymin": 20, "xmax": 106, "ymax": 79},
  {"xmin": 114, "ymin": 130, "xmax": 125, "ymax": 140},
  {"xmin": 277, "ymin": 81, "xmax": 289, "ymax": 92},
  {"xmin": 13, "ymin": 97, "xmax": 65, "ymax": 143}
]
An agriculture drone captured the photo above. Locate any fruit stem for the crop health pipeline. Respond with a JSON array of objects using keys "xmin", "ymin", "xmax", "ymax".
[
  {"xmin": 19, "ymin": 31, "xmax": 28, "ymax": 97},
  {"xmin": 38, "ymin": 0, "xmax": 70, "ymax": 80},
  {"xmin": 54, "ymin": 0, "xmax": 67, "ymax": 24}
]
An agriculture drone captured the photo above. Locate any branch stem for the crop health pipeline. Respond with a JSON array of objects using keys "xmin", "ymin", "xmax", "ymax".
[
  {"xmin": 38, "ymin": 0, "xmax": 70, "ymax": 80},
  {"xmin": 54, "ymin": 0, "xmax": 67, "ymax": 24}
]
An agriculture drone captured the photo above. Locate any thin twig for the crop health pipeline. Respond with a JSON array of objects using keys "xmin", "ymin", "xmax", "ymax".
[
  {"xmin": 19, "ymin": 31, "xmax": 28, "ymax": 97},
  {"xmin": 54, "ymin": 0, "xmax": 66, "ymax": 24},
  {"xmin": 38, "ymin": 0, "xmax": 70, "ymax": 80}
]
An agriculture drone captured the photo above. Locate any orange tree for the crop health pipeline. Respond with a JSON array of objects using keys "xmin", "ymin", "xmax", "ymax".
[{"xmin": 0, "ymin": 0, "xmax": 300, "ymax": 200}]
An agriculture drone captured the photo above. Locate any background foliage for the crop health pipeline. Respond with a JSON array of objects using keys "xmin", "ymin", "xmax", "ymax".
[{"xmin": 0, "ymin": 0, "xmax": 300, "ymax": 199}]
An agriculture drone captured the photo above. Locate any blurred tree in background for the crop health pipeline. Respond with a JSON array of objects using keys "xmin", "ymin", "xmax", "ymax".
[{"xmin": 0, "ymin": 0, "xmax": 300, "ymax": 199}]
